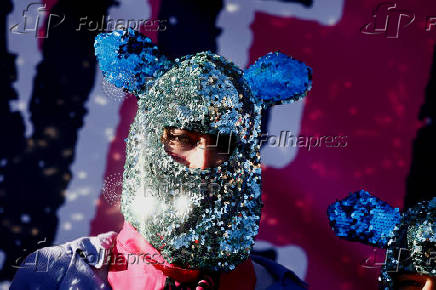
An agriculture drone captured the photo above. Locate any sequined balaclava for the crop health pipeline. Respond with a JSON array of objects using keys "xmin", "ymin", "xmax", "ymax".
[
  {"xmin": 95, "ymin": 28, "xmax": 312, "ymax": 272},
  {"xmin": 327, "ymin": 190, "xmax": 436, "ymax": 289}
]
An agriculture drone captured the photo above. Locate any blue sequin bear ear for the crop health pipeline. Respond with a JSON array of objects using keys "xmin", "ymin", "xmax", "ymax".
[
  {"xmin": 94, "ymin": 28, "xmax": 172, "ymax": 95},
  {"xmin": 243, "ymin": 52, "xmax": 312, "ymax": 107},
  {"xmin": 327, "ymin": 190, "xmax": 401, "ymax": 248}
]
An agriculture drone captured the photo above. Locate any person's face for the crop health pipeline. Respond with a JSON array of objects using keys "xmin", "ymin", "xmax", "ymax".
[
  {"xmin": 162, "ymin": 127, "xmax": 235, "ymax": 169},
  {"xmin": 395, "ymin": 273, "xmax": 435, "ymax": 290}
]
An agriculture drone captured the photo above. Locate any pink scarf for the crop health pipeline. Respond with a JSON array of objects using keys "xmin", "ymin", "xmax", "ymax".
[{"xmin": 107, "ymin": 222, "xmax": 256, "ymax": 290}]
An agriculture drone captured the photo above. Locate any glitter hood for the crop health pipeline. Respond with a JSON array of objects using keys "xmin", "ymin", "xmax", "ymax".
[
  {"xmin": 327, "ymin": 190, "xmax": 436, "ymax": 289},
  {"xmin": 95, "ymin": 28, "xmax": 312, "ymax": 271}
]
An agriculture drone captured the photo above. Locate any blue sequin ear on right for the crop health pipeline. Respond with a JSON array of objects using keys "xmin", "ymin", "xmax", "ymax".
[
  {"xmin": 94, "ymin": 28, "xmax": 172, "ymax": 96},
  {"xmin": 243, "ymin": 52, "xmax": 312, "ymax": 107},
  {"xmin": 327, "ymin": 190, "xmax": 401, "ymax": 248}
]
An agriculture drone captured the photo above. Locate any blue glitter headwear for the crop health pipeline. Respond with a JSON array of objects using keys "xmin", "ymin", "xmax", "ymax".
[
  {"xmin": 327, "ymin": 190, "xmax": 401, "ymax": 248},
  {"xmin": 95, "ymin": 28, "xmax": 312, "ymax": 105},
  {"xmin": 244, "ymin": 51, "xmax": 312, "ymax": 106},
  {"xmin": 94, "ymin": 29, "xmax": 172, "ymax": 95},
  {"xmin": 95, "ymin": 28, "xmax": 312, "ymax": 271},
  {"xmin": 327, "ymin": 190, "xmax": 436, "ymax": 289}
]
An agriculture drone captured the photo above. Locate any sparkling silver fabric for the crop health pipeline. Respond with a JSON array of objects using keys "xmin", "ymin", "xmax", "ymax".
[
  {"xmin": 94, "ymin": 29, "xmax": 312, "ymax": 272},
  {"xmin": 122, "ymin": 52, "xmax": 263, "ymax": 271},
  {"xmin": 379, "ymin": 197, "xmax": 436, "ymax": 289}
]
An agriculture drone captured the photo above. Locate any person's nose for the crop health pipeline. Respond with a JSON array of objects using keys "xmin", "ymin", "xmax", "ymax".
[
  {"xmin": 187, "ymin": 137, "xmax": 212, "ymax": 169},
  {"xmin": 423, "ymin": 277, "xmax": 435, "ymax": 290}
]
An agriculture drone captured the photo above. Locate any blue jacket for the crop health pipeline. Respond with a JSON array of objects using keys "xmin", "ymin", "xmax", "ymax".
[{"xmin": 10, "ymin": 232, "xmax": 307, "ymax": 290}]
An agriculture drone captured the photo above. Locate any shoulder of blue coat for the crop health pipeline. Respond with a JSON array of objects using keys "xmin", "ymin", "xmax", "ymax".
[
  {"xmin": 251, "ymin": 255, "xmax": 308, "ymax": 290},
  {"xmin": 10, "ymin": 243, "xmax": 72, "ymax": 289},
  {"xmin": 10, "ymin": 231, "xmax": 118, "ymax": 289}
]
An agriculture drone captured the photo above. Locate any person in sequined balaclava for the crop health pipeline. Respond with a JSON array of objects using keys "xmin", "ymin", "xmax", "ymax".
[
  {"xmin": 380, "ymin": 198, "xmax": 436, "ymax": 290},
  {"xmin": 327, "ymin": 190, "xmax": 436, "ymax": 290},
  {"xmin": 10, "ymin": 28, "xmax": 312, "ymax": 290},
  {"xmin": 98, "ymin": 28, "xmax": 312, "ymax": 289}
]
